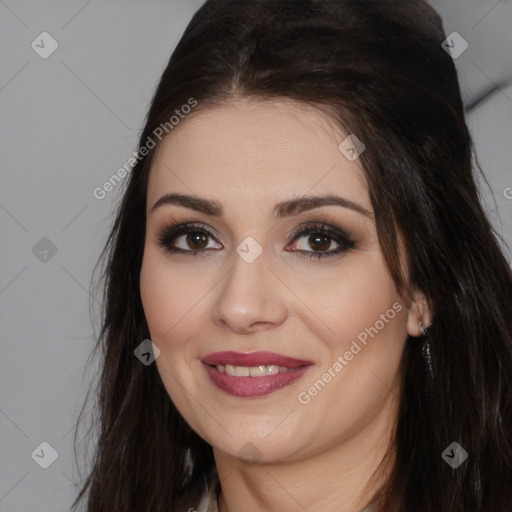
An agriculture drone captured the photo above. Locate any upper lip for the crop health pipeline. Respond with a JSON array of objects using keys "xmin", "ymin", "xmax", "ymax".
[{"xmin": 201, "ymin": 351, "xmax": 313, "ymax": 369}]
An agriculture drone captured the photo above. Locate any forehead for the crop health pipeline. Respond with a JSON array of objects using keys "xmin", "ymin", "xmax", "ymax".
[{"xmin": 147, "ymin": 98, "xmax": 369, "ymax": 213}]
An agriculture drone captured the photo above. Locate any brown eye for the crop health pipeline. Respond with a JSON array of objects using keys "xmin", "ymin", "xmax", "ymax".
[
  {"xmin": 288, "ymin": 223, "xmax": 355, "ymax": 260},
  {"xmin": 307, "ymin": 233, "xmax": 333, "ymax": 252},
  {"xmin": 157, "ymin": 223, "xmax": 222, "ymax": 255},
  {"xmin": 186, "ymin": 231, "xmax": 209, "ymax": 250}
]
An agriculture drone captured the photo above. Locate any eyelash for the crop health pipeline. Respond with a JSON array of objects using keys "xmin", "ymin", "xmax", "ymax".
[{"xmin": 156, "ymin": 222, "xmax": 355, "ymax": 260}]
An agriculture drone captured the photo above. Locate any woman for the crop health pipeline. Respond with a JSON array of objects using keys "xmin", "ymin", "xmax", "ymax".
[{"xmin": 72, "ymin": 0, "xmax": 512, "ymax": 510}]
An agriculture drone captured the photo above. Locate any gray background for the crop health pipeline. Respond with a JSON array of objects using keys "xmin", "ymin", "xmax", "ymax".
[{"xmin": 1, "ymin": 1, "xmax": 511, "ymax": 511}]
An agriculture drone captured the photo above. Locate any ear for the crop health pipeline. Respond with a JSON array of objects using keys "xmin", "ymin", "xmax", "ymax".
[{"xmin": 407, "ymin": 289, "xmax": 432, "ymax": 337}]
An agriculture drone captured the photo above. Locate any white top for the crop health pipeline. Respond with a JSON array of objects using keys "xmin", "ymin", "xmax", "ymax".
[{"xmin": 196, "ymin": 474, "xmax": 220, "ymax": 512}]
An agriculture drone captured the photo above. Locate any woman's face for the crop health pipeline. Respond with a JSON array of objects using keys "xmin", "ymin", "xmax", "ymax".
[{"xmin": 140, "ymin": 98, "xmax": 414, "ymax": 464}]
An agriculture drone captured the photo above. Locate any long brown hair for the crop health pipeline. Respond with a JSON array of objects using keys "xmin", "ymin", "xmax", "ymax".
[{"xmin": 72, "ymin": 1, "xmax": 512, "ymax": 510}]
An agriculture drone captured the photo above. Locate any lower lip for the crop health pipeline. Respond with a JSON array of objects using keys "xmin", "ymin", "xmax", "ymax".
[{"xmin": 202, "ymin": 363, "xmax": 312, "ymax": 398}]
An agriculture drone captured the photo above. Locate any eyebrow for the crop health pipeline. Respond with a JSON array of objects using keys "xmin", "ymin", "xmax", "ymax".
[{"xmin": 150, "ymin": 193, "xmax": 373, "ymax": 219}]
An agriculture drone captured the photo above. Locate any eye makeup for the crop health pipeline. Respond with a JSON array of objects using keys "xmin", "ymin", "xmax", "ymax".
[{"xmin": 156, "ymin": 219, "xmax": 356, "ymax": 260}]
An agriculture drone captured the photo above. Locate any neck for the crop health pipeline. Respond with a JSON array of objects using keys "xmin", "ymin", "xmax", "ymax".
[{"xmin": 214, "ymin": 397, "xmax": 397, "ymax": 512}]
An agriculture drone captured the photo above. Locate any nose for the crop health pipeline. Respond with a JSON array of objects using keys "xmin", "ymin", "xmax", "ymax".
[{"xmin": 211, "ymin": 248, "xmax": 288, "ymax": 334}]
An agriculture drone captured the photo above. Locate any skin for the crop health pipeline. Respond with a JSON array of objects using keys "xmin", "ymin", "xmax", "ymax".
[{"xmin": 139, "ymin": 98, "xmax": 431, "ymax": 512}]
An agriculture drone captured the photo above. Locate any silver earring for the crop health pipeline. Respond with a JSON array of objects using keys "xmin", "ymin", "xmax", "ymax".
[
  {"xmin": 418, "ymin": 318, "xmax": 437, "ymax": 442},
  {"xmin": 419, "ymin": 318, "xmax": 431, "ymax": 337},
  {"xmin": 419, "ymin": 318, "xmax": 434, "ymax": 397}
]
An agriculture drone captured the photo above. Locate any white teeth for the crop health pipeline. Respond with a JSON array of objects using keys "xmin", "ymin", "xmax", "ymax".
[
  {"xmin": 235, "ymin": 366, "xmax": 250, "ymax": 377},
  {"xmin": 249, "ymin": 365, "xmax": 268, "ymax": 377},
  {"xmin": 217, "ymin": 364, "xmax": 291, "ymax": 376},
  {"xmin": 266, "ymin": 365, "xmax": 279, "ymax": 375}
]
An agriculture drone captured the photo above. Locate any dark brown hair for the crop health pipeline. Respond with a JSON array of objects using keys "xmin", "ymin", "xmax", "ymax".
[{"xmin": 72, "ymin": 0, "xmax": 512, "ymax": 510}]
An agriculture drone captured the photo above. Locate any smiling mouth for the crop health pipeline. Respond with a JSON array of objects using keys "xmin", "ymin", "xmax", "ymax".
[{"xmin": 200, "ymin": 351, "xmax": 314, "ymax": 397}]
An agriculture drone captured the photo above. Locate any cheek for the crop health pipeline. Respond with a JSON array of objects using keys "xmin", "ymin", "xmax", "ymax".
[
  {"xmin": 309, "ymin": 269, "xmax": 405, "ymax": 387},
  {"xmin": 294, "ymin": 251, "xmax": 405, "ymax": 355},
  {"xmin": 139, "ymin": 252, "xmax": 207, "ymax": 421},
  {"xmin": 140, "ymin": 265, "xmax": 172, "ymax": 337},
  {"xmin": 331, "ymin": 276, "xmax": 403, "ymax": 347},
  {"xmin": 293, "ymin": 254, "xmax": 407, "ymax": 416},
  {"xmin": 139, "ymin": 250, "xmax": 205, "ymax": 343}
]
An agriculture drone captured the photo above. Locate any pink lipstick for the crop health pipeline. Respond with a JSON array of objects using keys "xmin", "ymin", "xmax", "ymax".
[{"xmin": 201, "ymin": 351, "xmax": 313, "ymax": 398}]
